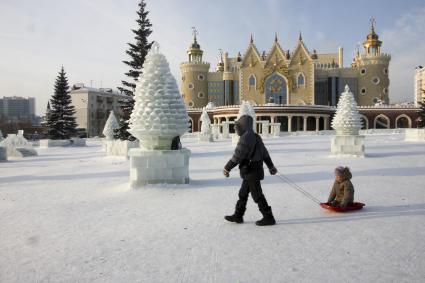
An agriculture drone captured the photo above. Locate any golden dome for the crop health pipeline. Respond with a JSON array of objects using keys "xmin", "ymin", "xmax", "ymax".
[{"xmin": 364, "ymin": 18, "xmax": 382, "ymax": 47}]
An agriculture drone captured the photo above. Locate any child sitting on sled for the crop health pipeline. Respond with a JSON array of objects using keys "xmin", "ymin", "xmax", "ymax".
[{"xmin": 327, "ymin": 166, "xmax": 354, "ymax": 208}]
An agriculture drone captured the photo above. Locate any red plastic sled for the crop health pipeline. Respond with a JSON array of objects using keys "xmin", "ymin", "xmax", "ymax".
[{"xmin": 320, "ymin": 202, "xmax": 365, "ymax": 212}]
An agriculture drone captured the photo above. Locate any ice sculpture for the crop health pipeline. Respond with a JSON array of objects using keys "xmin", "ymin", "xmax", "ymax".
[
  {"xmin": 128, "ymin": 42, "xmax": 189, "ymax": 150},
  {"xmin": 0, "ymin": 132, "xmax": 38, "ymax": 157},
  {"xmin": 128, "ymin": 42, "xmax": 190, "ymax": 187},
  {"xmin": 232, "ymin": 101, "xmax": 257, "ymax": 145},
  {"xmin": 331, "ymin": 85, "xmax": 365, "ymax": 156},
  {"xmin": 198, "ymin": 107, "xmax": 213, "ymax": 142},
  {"xmin": 102, "ymin": 111, "xmax": 119, "ymax": 140},
  {"xmin": 331, "ymin": 85, "xmax": 363, "ymax": 135}
]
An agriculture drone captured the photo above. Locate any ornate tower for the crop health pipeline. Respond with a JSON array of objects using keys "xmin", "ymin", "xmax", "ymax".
[
  {"xmin": 180, "ymin": 28, "xmax": 210, "ymax": 108},
  {"xmin": 354, "ymin": 19, "xmax": 391, "ymax": 105}
]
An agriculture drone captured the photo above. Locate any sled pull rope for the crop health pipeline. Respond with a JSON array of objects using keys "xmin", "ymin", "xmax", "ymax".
[{"xmin": 276, "ymin": 173, "xmax": 321, "ymax": 205}]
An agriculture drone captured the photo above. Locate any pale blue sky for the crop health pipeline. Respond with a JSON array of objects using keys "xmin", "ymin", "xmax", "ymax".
[{"xmin": 1, "ymin": 0, "xmax": 424, "ymax": 114}]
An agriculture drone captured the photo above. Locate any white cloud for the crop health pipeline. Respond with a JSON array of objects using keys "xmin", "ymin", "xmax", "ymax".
[{"xmin": 382, "ymin": 8, "xmax": 425, "ymax": 103}]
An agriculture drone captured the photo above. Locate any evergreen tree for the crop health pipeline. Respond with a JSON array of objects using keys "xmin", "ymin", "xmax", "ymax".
[
  {"xmin": 115, "ymin": 0, "xmax": 153, "ymax": 140},
  {"xmin": 418, "ymin": 89, "xmax": 425, "ymax": 128},
  {"xmin": 46, "ymin": 67, "xmax": 77, "ymax": 140}
]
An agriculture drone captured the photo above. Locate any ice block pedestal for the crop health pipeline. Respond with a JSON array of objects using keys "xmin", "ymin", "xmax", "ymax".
[
  {"xmin": 129, "ymin": 148, "xmax": 190, "ymax": 187},
  {"xmin": 127, "ymin": 42, "xmax": 190, "ymax": 187},
  {"xmin": 331, "ymin": 135, "xmax": 365, "ymax": 157}
]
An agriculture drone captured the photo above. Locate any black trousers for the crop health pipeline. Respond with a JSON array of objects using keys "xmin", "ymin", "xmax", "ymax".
[{"xmin": 235, "ymin": 178, "xmax": 270, "ymax": 215}]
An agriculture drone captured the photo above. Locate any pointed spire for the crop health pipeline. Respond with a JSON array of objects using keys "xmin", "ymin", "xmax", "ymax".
[
  {"xmin": 192, "ymin": 26, "xmax": 198, "ymax": 43},
  {"xmin": 250, "ymin": 34, "xmax": 254, "ymax": 44},
  {"xmin": 298, "ymin": 31, "xmax": 303, "ymax": 41},
  {"xmin": 370, "ymin": 17, "xmax": 376, "ymax": 33},
  {"xmin": 275, "ymin": 32, "xmax": 278, "ymax": 43},
  {"xmin": 47, "ymin": 101, "xmax": 51, "ymax": 110}
]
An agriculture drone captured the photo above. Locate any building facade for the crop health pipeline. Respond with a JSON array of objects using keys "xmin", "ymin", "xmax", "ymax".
[
  {"xmin": 0, "ymin": 96, "xmax": 36, "ymax": 122},
  {"xmin": 415, "ymin": 66, "xmax": 425, "ymax": 106},
  {"xmin": 180, "ymin": 21, "xmax": 390, "ymax": 109},
  {"xmin": 187, "ymin": 105, "xmax": 419, "ymax": 133},
  {"xmin": 70, "ymin": 84, "xmax": 124, "ymax": 137},
  {"xmin": 180, "ymin": 22, "xmax": 421, "ymax": 133}
]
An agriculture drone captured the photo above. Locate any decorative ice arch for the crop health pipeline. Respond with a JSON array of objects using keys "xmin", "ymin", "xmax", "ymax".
[{"xmin": 264, "ymin": 72, "xmax": 288, "ymax": 105}]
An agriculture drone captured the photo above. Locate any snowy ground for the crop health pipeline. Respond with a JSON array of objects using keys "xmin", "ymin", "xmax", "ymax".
[{"xmin": 1, "ymin": 134, "xmax": 425, "ymax": 283}]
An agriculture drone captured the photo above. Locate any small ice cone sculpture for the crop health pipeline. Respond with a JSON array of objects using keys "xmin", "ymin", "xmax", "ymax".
[
  {"xmin": 128, "ymin": 42, "xmax": 189, "ymax": 150},
  {"xmin": 237, "ymin": 101, "xmax": 250, "ymax": 120},
  {"xmin": 331, "ymin": 85, "xmax": 363, "ymax": 136},
  {"xmin": 103, "ymin": 111, "xmax": 119, "ymax": 140},
  {"xmin": 236, "ymin": 101, "xmax": 256, "ymax": 132},
  {"xmin": 200, "ymin": 107, "xmax": 211, "ymax": 135},
  {"xmin": 246, "ymin": 102, "xmax": 256, "ymax": 122}
]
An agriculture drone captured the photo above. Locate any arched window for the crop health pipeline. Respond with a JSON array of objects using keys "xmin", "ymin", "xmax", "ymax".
[
  {"xmin": 396, "ymin": 115, "xmax": 411, "ymax": 128},
  {"xmin": 360, "ymin": 115, "xmax": 369, "ymax": 129},
  {"xmin": 297, "ymin": 73, "xmax": 305, "ymax": 87},
  {"xmin": 374, "ymin": 115, "xmax": 390, "ymax": 129},
  {"xmin": 248, "ymin": 74, "xmax": 256, "ymax": 89},
  {"xmin": 265, "ymin": 73, "xmax": 287, "ymax": 105}
]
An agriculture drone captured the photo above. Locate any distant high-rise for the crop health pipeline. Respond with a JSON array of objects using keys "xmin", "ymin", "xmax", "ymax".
[
  {"xmin": 415, "ymin": 66, "xmax": 425, "ymax": 106},
  {"xmin": 0, "ymin": 96, "xmax": 36, "ymax": 121}
]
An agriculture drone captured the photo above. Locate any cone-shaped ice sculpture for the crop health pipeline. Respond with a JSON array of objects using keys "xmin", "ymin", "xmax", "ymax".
[
  {"xmin": 331, "ymin": 85, "xmax": 365, "ymax": 156},
  {"xmin": 237, "ymin": 101, "xmax": 256, "ymax": 121},
  {"xmin": 128, "ymin": 43, "xmax": 189, "ymax": 150},
  {"xmin": 128, "ymin": 43, "xmax": 190, "ymax": 187},
  {"xmin": 246, "ymin": 102, "xmax": 256, "ymax": 123},
  {"xmin": 232, "ymin": 101, "xmax": 258, "ymax": 146},
  {"xmin": 103, "ymin": 111, "xmax": 119, "ymax": 140},
  {"xmin": 198, "ymin": 107, "xmax": 213, "ymax": 142},
  {"xmin": 331, "ymin": 85, "xmax": 363, "ymax": 135},
  {"xmin": 237, "ymin": 101, "xmax": 250, "ymax": 120},
  {"xmin": 200, "ymin": 107, "xmax": 212, "ymax": 135}
]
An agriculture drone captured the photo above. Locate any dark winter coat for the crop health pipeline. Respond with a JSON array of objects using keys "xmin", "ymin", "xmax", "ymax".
[
  {"xmin": 328, "ymin": 167, "xmax": 354, "ymax": 207},
  {"xmin": 225, "ymin": 115, "xmax": 274, "ymax": 180}
]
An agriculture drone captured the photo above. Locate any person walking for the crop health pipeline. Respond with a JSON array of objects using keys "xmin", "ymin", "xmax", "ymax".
[{"xmin": 223, "ymin": 115, "xmax": 278, "ymax": 226}]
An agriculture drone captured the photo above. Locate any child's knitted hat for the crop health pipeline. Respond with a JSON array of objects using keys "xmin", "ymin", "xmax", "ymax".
[{"xmin": 334, "ymin": 166, "xmax": 345, "ymax": 176}]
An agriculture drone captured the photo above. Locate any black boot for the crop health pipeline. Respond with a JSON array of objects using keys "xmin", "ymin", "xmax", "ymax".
[
  {"xmin": 224, "ymin": 214, "xmax": 243, "ymax": 223},
  {"xmin": 225, "ymin": 203, "xmax": 245, "ymax": 224},
  {"xmin": 256, "ymin": 206, "xmax": 276, "ymax": 226}
]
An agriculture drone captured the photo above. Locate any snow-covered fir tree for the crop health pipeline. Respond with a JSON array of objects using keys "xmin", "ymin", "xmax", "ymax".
[
  {"xmin": 115, "ymin": 0, "xmax": 153, "ymax": 140},
  {"xmin": 46, "ymin": 67, "xmax": 77, "ymax": 140},
  {"xmin": 128, "ymin": 43, "xmax": 189, "ymax": 150},
  {"xmin": 102, "ymin": 111, "xmax": 120, "ymax": 140},
  {"xmin": 331, "ymin": 85, "xmax": 363, "ymax": 135}
]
